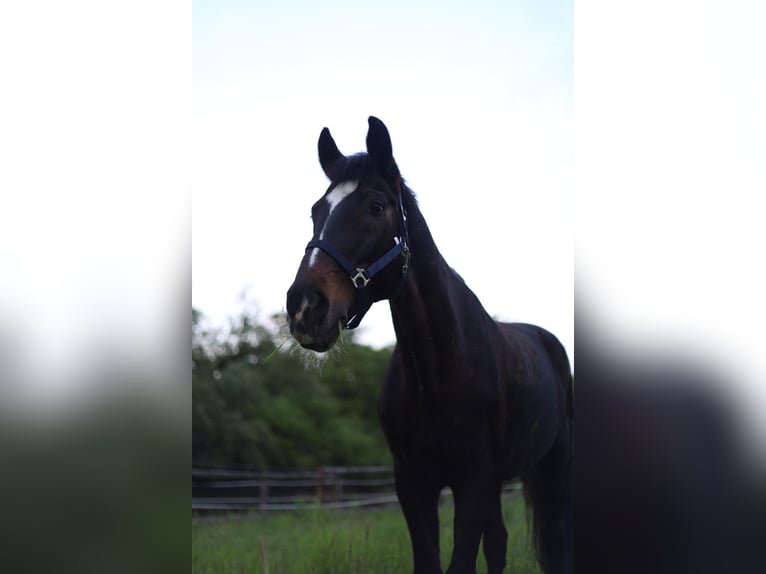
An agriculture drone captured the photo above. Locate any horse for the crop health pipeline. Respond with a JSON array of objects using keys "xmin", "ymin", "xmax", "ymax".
[
  {"xmin": 575, "ymin": 325, "xmax": 760, "ymax": 574},
  {"xmin": 286, "ymin": 117, "xmax": 573, "ymax": 574}
]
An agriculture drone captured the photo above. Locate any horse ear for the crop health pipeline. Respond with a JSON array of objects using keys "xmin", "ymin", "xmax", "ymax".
[
  {"xmin": 366, "ymin": 116, "xmax": 400, "ymax": 181},
  {"xmin": 318, "ymin": 127, "xmax": 344, "ymax": 178}
]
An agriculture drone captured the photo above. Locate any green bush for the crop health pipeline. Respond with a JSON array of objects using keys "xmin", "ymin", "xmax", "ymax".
[{"xmin": 192, "ymin": 307, "xmax": 393, "ymax": 470}]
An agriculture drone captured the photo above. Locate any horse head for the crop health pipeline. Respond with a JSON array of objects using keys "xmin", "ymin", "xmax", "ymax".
[{"xmin": 286, "ymin": 117, "xmax": 410, "ymax": 352}]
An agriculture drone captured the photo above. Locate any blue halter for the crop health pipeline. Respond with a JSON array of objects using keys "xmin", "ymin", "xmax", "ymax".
[{"xmin": 305, "ymin": 192, "xmax": 410, "ymax": 329}]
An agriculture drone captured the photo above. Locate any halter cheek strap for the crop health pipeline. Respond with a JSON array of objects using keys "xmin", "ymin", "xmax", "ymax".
[{"xmin": 304, "ymin": 193, "xmax": 410, "ymax": 330}]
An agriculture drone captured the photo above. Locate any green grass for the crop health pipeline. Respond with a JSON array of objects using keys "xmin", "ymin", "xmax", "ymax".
[{"xmin": 192, "ymin": 495, "xmax": 540, "ymax": 574}]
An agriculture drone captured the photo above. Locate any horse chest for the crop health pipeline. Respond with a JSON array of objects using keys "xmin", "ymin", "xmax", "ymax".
[
  {"xmin": 383, "ymin": 412, "xmax": 493, "ymax": 471},
  {"xmin": 379, "ymin": 374, "xmax": 502, "ymax": 464}
]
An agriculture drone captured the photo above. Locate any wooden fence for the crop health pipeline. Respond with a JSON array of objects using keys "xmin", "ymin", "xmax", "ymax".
[{"xmin": 192, "ymin": 466, "xmax": 521, "ymax": 514}]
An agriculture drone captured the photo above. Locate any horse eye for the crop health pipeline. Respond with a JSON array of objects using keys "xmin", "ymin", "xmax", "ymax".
[{"xmin": 369, "ymin": 200, "xmax": 386, "ymax": 215}]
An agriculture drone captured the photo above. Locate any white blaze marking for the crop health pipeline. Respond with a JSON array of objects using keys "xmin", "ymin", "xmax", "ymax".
[{"xmin": 308, "ymin": 180, "xmax": 358, "ymax": 268}]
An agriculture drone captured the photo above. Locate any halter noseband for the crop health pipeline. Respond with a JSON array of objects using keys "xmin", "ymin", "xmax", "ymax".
[{"xmin": 305, "ymin": 192, "xmax": 410, "ymax": 330}]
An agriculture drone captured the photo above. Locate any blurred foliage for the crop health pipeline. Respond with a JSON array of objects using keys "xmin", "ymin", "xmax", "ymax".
[
  {"xmin": 192, "ymin": 307, "xmax": 394, "ymax": 469},
  {"xmin": 0, "ymin": 391, "xmax": 186, "ymax": 574}
]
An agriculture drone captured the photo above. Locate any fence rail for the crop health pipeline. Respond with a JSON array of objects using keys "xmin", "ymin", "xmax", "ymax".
[{"xmin": 192, "ymin": 466, "xmax": 521, "ymax": 513}]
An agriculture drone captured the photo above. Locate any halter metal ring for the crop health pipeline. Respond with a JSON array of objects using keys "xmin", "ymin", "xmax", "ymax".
[{"xmin": 350, "ymin": 268, "xmax": 371, "ymax": 288}]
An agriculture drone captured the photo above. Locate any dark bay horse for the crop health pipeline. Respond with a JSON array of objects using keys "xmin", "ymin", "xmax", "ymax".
[{"xmin": 286, "ymin": 117, "xmax": 573, "ymax": 573}]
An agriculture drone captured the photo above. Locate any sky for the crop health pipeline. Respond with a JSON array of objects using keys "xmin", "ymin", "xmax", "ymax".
[{"xmin": 192, "ymin": 0, "xmax": 574, "ymax": 361}]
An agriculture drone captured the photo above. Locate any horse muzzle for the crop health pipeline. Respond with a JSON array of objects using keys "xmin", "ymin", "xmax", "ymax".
[{"xmin": 286, "ymin": 281, "xmax": 346, "ymax": 352}]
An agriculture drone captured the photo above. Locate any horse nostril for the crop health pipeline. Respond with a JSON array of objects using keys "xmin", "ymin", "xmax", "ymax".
[
  {"xmin": 286, "ymin": 285, "xmax": 329, "ymax": 326},
  {"xmin": 286, "ymin": 284, "xmax": 304, "ymax": 319}
]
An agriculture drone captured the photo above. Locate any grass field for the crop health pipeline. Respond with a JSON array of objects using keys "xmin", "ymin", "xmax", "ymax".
[{"xmin": 192, "ymin": 494, "xmax": 540, "ymax": 574}]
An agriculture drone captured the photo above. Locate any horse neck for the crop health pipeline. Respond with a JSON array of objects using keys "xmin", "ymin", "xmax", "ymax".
[{"xmin": 388, "ymin": 191, "xmax": 495, "ymax": 370}]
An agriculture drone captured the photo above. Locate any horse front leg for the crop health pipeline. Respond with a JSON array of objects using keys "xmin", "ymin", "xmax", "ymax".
[
  {"xmin": 446, "ymin": 470, "xmax": 496, "ymax": 574},
  {"xmin": 482, "ymin": 488, "xmax": 507, "ymax": 574},
  {"xmin": 395, "ymin": 461, "xmax": 443, "ymax": 574}
]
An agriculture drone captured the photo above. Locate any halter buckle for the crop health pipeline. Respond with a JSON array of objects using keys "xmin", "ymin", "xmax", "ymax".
[{"xmin": 350, "ymin": 268, "xmax": 371, "ymax": 288}]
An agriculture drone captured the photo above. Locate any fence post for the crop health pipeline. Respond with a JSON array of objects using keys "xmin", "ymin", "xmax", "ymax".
[
  {"xmin": 333, "ymin": 470, "xmax": 342, "ymax": 503},
  {"xmin": 259, "ymin": 478, "xmax": 269, "ymax": 510},
  {"xmin": 316, "ymin": 468, "xmax": 324, "ymax": 505}
]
